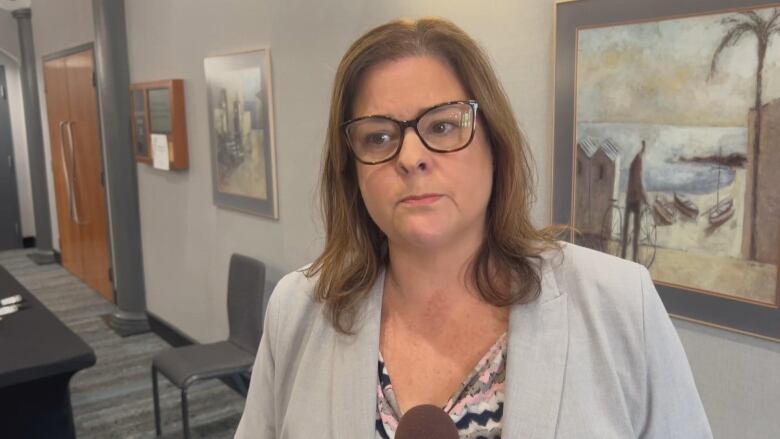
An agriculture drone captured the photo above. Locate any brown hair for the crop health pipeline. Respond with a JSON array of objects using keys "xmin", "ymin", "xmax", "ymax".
[{"xmin": 305, "ymin": 17, "xmax": 563, "ymax": 334}]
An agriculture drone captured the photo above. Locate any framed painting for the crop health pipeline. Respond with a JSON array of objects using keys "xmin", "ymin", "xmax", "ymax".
[
  {"xmin": 205, "ymin": 49, "xmax": 278, "ymax": 219},
  {"xmin": 554, "ymin": 0, "xmax": 780, "ymax": 340}
]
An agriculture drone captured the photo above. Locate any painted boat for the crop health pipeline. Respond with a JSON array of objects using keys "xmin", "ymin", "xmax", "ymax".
[
  {"xmin": 653, "ymin": 196, "xmax": 675, "ymax": 225},
  {"xmin": 674, "ymin": 192, "xmax": 699, "ymax": 219},
  {"xmin": 709, "ymin": 197, "xmax": 734, "ymax": 227}
]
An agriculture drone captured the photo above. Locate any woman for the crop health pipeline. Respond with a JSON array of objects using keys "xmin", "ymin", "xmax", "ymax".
[{"xmin": 235, "ymin": 18, "xmax": 712, "ymax": 438}]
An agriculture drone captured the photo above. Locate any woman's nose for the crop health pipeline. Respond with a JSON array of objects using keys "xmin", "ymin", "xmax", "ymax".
[{"xmin": 395, "ymin": 127, "xmax": 431, "ymax": 174}]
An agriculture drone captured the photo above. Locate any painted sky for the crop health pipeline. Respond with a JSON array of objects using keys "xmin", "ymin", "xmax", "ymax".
[{"xmin": 577, "ymin": 7, "xmax": 780, "ymax": 127}]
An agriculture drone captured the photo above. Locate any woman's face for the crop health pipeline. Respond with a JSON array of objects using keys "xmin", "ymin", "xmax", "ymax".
[{"xmin": 352, "ymin": 56, "xmax": 494, "ymax": 252}]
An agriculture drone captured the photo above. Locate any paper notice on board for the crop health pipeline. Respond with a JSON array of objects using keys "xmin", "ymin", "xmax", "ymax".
[{"xmin": 151, "ymin": 134, "xmax": 170, "ymax": 170}]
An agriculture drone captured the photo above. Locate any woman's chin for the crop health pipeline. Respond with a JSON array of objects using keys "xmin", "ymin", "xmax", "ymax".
[{"xmin": 388, "ymin": 214, "xmax": 482, "ymax": 252}]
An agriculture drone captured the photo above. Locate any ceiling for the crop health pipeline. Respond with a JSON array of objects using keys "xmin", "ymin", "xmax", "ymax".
[{"xmin": 0, "ymin": 0, "xmax": 31, "ymax": 12}]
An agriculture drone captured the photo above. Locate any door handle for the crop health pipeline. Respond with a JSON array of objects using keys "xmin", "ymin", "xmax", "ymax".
[
  {"xmin": 58, "ymin": 120, "xmax": 78, "ymax": 225},
  {"xmin": 66, "ymin": 121, "xmax": 87, "ymax": 225}
]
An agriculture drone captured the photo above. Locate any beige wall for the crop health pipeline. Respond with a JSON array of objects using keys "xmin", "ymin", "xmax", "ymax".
[{"xmin": 0, "ymin": 8, "xmax": 19, "ymax": 60}]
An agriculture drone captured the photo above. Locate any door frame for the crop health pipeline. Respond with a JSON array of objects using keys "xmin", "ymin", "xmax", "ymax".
[
  {"xmin": 42, "ymin": 43, "xmax": 114, "ymax": 299},
  {"xmin": 0, "ymin": 65, "xmax": 23, "ymax": 249}
]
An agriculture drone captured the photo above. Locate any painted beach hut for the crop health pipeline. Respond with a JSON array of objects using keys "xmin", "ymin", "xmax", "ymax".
[{"xmin": 575, "ymin": 136, "xmax": 620, "ymax": 238}]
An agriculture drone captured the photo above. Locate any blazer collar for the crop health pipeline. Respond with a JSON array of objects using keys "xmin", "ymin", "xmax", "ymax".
[
  {"xmin": 331, "ymin": 269, "xmax": 385, "ymax": 439},
  {"xmin": 503, "ymin": 252, "xmax": 569, "ymax": 439}
]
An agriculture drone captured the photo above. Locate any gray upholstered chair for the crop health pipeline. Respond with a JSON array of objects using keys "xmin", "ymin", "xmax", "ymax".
[{"xmin": 151, "ymin": 254, "xmax": 267, "ymax": 438}]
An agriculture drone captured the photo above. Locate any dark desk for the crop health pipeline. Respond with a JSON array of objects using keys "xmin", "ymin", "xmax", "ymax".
[{"xmin": 0, "ymin": 265, "xmax": 96, "ymax": 438}]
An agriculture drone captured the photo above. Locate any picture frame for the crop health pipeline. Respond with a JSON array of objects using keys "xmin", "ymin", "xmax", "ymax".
[
  {"xmin": 554, "ymin": 0, "xmax": 780, "ymax": 341},
  {"xmin": 204, "ymin": 49, "xmax": 278, "ymax": 219}
]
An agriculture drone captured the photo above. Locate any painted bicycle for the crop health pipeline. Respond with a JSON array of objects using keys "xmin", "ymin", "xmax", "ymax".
[{"xmin": 600, "ymin": 198, "xmax": 657, "ymax": 268}]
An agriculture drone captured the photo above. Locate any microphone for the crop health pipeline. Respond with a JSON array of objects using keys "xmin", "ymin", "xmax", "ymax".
[{"xmin": 395, "ymin": 404, "xmax": 459, "ymax": 439}]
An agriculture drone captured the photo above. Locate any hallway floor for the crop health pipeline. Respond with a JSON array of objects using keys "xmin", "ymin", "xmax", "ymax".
[{"xmin": 0, "ymin": 249, "xmax": 246, "ymax": 438}]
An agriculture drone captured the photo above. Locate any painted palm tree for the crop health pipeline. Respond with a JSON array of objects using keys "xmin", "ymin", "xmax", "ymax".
[{"xmin": 708, "ymin": 8, "xmax": 780, "ymax": 260}]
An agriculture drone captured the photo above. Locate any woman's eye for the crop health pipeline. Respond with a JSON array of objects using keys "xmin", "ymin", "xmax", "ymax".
[
  {"xmin": 430, "ymin": 121, "xmax": 456, "ymax": 135},
  {"xmin": 365, "ymin": 132, "xmax": 392, "ymax": 146}
]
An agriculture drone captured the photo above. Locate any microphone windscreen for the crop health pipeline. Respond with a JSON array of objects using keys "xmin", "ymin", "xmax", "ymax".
[{"xmin": 395, "ymin": 404, "xmax": 459, "ymax": 439}]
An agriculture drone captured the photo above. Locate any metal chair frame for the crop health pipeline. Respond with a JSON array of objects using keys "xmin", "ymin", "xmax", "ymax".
[{"xmin": 150, "ymin": 254, "xmax": 265, "ymax": 438}]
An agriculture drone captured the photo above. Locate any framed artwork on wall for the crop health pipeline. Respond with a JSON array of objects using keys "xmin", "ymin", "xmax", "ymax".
[
  {"xmin": 554, "ymin": 0, "xmax": 780, "ymax": 341},
  {"xmin": 204, "ymin": 48, "xmax": 278, "ymax": 219}
]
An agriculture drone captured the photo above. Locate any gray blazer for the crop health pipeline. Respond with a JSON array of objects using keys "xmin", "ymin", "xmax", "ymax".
[{"xmin": 235, "ymin": 243, "xmax": 712, "ymax": 438}]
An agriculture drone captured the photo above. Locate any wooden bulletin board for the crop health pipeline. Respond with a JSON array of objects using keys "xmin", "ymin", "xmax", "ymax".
[{"xmin": 129, "ymin": 79, "xmax": 188, "ymax": 170}]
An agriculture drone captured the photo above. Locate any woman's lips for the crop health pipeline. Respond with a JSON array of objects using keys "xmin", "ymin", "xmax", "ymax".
[{"xmin": 400, "ymin": 194, "xmax": 443, "ymax": 205}]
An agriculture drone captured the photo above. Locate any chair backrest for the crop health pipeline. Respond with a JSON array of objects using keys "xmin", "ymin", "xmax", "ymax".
[{"xmin": 226, "ymin": 254, "xmax": 267, "ymax": 354}]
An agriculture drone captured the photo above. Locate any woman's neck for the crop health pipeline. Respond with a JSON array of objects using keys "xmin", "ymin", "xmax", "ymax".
[
  {"xmin": 380, "ymin": 234, "xmax": 510, "ymax": 339},
  {"xmin": 383, "ymin": 230, "xmax": 485, "ymax": 313}
]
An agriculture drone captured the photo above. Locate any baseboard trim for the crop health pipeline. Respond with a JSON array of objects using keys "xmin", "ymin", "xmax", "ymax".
[
  {"xmin": 146, "ymin": 311, "xmax": 250, "ymax": 397},
  {"xmin": 147, "ymin": 311, "xmax": 196, "ymax": 347},
  {"xmin": 27, "ymin": 251, "xmax": 56, "ymax": 265}
]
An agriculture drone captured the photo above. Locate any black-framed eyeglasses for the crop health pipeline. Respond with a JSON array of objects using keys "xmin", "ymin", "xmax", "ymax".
[{"xmin": 342, "ymin": 100, "xmax": 479, "ymax": 165}]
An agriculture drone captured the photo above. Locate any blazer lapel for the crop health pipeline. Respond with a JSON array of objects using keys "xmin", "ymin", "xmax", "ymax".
[
  {"xmin": 503, "ymin": 255, "xmax": 569, "ymax": 439},
  {"xmin": 331, "ymin": 270, "xmax": 384, "ymax": 439}
]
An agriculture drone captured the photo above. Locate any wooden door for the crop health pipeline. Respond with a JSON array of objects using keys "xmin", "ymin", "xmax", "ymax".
[
  {"xmin": 65, "ymin": 50, "xmax": 112, "ymax": 301},
  {"xmin": 43, "ymin": 48, "xmax": 113, "ymax": 302},
  {"xmin": 43, "ymin": 56, "xmax": 83, "ymax": 276}
]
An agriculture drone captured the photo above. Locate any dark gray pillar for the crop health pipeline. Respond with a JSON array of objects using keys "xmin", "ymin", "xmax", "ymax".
[
  {"xmin": 92, "ymin": 0, "xmax": 148, "ymax": 335},
  {"xmin": 13, "ymin": 8, "xmax": 55, "ymax": 265}
]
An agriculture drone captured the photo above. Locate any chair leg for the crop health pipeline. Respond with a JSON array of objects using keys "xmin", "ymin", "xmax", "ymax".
[
  {"xmin": 231, "ymin": 373, "xmax": 248, "ymax": 397},
  {"xmin": 181, "ymin": 387, "xmax": 190, "ymax": 439},
  {"xmin": 152, "ymin": 366, "xmax": 162, "ymax": 436}
]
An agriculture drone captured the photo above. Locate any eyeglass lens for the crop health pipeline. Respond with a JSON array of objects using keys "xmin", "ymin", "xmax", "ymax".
[{"xmin": 346, "ymin": 102, "xmax": 475, "ymax": 164}]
